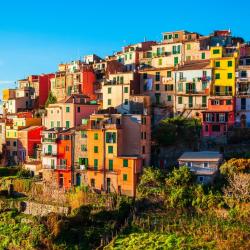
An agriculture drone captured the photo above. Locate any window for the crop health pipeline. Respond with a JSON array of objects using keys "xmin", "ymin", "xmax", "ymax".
[
  {"xmin": 142, "ymin": 146, "xmax": 145, "ymax": 154},
  {"xmin": 178, "ymin": 83, "xmax": 183, "ymax": 92},
  {"xmin": 202, "ymin": 96, "xmax": 207, "ymax": 107},
  {"xmin": 228, "ymin": 61, "xmax": 233, "ymax": 67},
  {"xmin": 155, "ymin": 84, "xmax": 160, "ymax": 91},
  {"xmin": 57, "ymin": 121, "xmax": 60, "ymax": 127},
  {"xmin": 77, "ymin": 107, "xmax": 80, "ymax": 113},
  {"xmin": 174, "ymin": 57, "xmax": 178, "ymax": 66},
  {"xmin": 167, "ymin": 95, "xmax": 172, "ymax": 101},
  {"xmin": 204, "ymin": 162, "xmax": 209, "ymax": 168},
  {"xmin": 124, "ymin": 99, "xmax": 129, "ymax": 105},
  {"xmin": 178, "ymin": 96, "xmax": 183, "ymax": 104},
  {"xmin": 106, "ymin": 132, "xmax": 116, "ymax": 143},
  {"xmin": 187, "ymin": 44, "xmax": 191, "ymax": 50},
  {"xmin": 198, "ymin": 176, "xmax": 204, "ymax": 182},
  {"xmin": 215, "ymin": 61, "xmax": 220, "ymax": 67},
  {"xmin": 81, "ymin": 131, "xmax": 87, "ymax": 138},
  {"xmin": 13, "ymin": 141, "xmax": 17, "ymax": 147},
  {"xmin": 174, "ymin": 33, "xmax": 179, "ymax": 38},
  {"xmin": 108, "ymin": 146, "xmax": 113, "ymax": 154},
  {"xmin": 66, "ymin": 106, "xmax": 70, "ymax": 112},
  {"xmin": 108, "ymin": 87, "xmax": 112, "ymax": 94},
  {"xmin": 108, "ymin": 99, "xmax": 112, "ymax": 106},
  {"xmin": 186, "ymin": 56, "xmax": 191, "ymax": 61},
  {"xmin": 81, "ymin": 145, "xmax": 87, "ymax": 152},
  {"xmin": 201, "ymin": 52, "xmax": 206, "ymax": 59},
  {"xmin": 91, "ymin": 178, "xmax": 95, "ymax": 187},
  {"xmin": 94, "ymin": 146, "xmax": 98, "ymax": 153},
  {"xmin": 226, "ymin": 100, "xmax": 231, "ymax": 105},
  {"xmin": 228, "ymin": 73, "xmax": 233, "ymax": 79},
  {"xmin": 155, "ymin": 72, "xmax": 160, "ymax": 81},
  {"xmin": 213, "ymin": 49, "xmax": 220, "ymax": 54},
  {"xmin": 108, "ymin": 160, "xmax": 113, "ymax": 171},
  {"xmin": 167, "ymin": 71, "xmax": 171, "ymax": 78},
  {"xmin": 158, "ymin": 58, "xmax": 162, "ymax": 66},
  {"xmin": 94, "ymin": 133, "xmax": 98, "ymax": 140},
  {"xmin": 123, "ymin": 174, "xmax": 128, "ymax": 181},
  {"xmin": 51, "ymin": 121, "xmax": 54, "ymax": 128},
  {"xmin": 94, "ymin": 159, "xmax": 98, "ymax": 170},
  {"xmin": 165, "ymin": 84, "xmax": 173, "ymax": 91},
  {"xmin": 123, "ymin": 159, "xmax": 128, "ymax": 167},
  {"xmin": 129, "ymin": 53, "xmax": 132, "ymax": 59},
  {"xmin": 215, "ymin": 73, "xmax": 220, "ymax": 79},
  {"xmin": 124, "ymin": 87, "xmax": 128, "ymax": 93},
  {"xmin": 143, "ymin": 73, "xmax": 148, "ymax": 79},
  {"xmin": 66, "ymin": 121, "xmax": 70, "ymax": 128}
]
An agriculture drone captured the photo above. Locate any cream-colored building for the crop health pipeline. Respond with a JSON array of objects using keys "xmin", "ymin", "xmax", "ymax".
[{"xmin": 174, "ymin": 60, "xmax": 212, "ymax": 118}]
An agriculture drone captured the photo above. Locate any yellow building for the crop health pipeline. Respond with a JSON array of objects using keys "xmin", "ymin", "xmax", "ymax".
[
  {"xmin": 5, "ymin": 117, "xmax": 42, "ymax": 165},
  {"xmin": 2, "ymin": 89, "xmax": 16, "ymax": 101},
  {"xmin": 210, "ymin": 46, "xmax": 238, "ymax": 96}
]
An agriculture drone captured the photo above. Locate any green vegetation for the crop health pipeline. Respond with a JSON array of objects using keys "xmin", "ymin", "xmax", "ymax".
[
  {"xmin": 153, "ymin": 117, "xmax": 201, "ymax": 148},
  {"xmin": 0, "ymin": 210, "xmax": 48, "ymax": 249},
  {"xmin": 106, "ymin": 166, "xmax": 250, "ymax": 249},
  {"xmin": 45, "ymin": 91, "xmax": 57, "ymax": 107}
]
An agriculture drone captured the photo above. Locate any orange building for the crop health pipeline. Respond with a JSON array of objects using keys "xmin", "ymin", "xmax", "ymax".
[{"xmin": 73, "ymin": 113, "xmax": 151, "ymax": 197}]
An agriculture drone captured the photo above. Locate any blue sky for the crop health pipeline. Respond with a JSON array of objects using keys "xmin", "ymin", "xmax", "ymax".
[{"xmin": 0, "ymin": 0, "xmax": 250, "ymax": 93}]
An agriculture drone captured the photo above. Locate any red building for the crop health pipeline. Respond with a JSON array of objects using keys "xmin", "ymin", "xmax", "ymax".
[
  {"xmin": 81, "ymin": 67, "xmax": 96, "ymax": 100},
  {"xmin": 28, "ymin": 73, "xmax": 55, "ymax": 108},
  {"xmin": 18, "ymin": 126, "xmax": 43, "ymax": 162},
  {"xmin": 56, "ymin": 130, "xmax": 74, "ymax": 189},
  {"xmin": 202, "ymin": 97, "xmax": 235, "ymax": 137}
]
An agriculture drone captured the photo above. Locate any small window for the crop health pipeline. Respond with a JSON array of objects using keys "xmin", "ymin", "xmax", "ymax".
[
  {"xmin": 167, "ymin": 95, "xmax": 172, "ymax": 101},
  {"xmin": 155, "ymin": 72, "xmax": 160, "ymax": 81},
  {"xmin": 228, "ymin": 73, "xmax": 233, "ymax": 79},
  {"xmin": 108, "ymin": 87, "xmax": 112, "ymax": 94},
  {"xmin": 108, "ymin": 99, "xmax": 112, "ymax": 106},
  {"xmin": 174, "ymin": 33, "xmax": 179, "ymax": 38},
  {"xmin": 94, "ymin": 133, "xmax": 98, "ymax": 140},
  {"xmin": 94, "ymin": 159, "xmax": 98, "ymax": 170},
  {"xmin": 91, "ymin": 178, "xmax": 95, "ymax": 187},
  {"xmin": 226, "ymin": 100, "xmax": 231, "ymax": 105},
  {"xmin": 228, "ymin": 61, "xmax": 233, "ymax": 67},
  {"xmin": 108, "ymin": 160, "xmax": 113, "ymax": 171},
  {"xmin": 124, "ymin": 87, "xmax": 128, "ymax": 93},
  {"xmin": 201, "ymin": 52, "xmax": 206, "ymax": 59},
  {"xmin": 155, "ymin": 84, "xmax": 160, "ymax": 91},
  {"xmin": 213, "ymin": 49, "xmax": 220, "ymax": 55},
  {"xmin": 124, "ymin": 99, "xmax": 129, "ymax": 105},
  {"xmin": 77, "ymin": 107, "xmax": 80, "ymax": 113},
  {"xmin": 215, "ymin": 61, "xmax": 220, "ymax": 67},
  {"xmin": 94, "ymin": 146, "xmax": 98, "ymax": 153},
  {"xmin": 215, "ymin": 73, "xmax": 220, "ymax": 79},
  {"xmin": 123, "ymin": 174, "xmax": 128, "ymax": 181},
  {"xmin": 187, "ymin": 44, "xmax": 191, "ymax": 50},
  {"xmin": 167, "ymin": 71, "xmax": 172, "ymax": 78},
  {"xmin": 108, "ymin": 146, "xmax": 113, "ymax": 154},
  {"xmin": 143, "ymin": 73, "xmax": 148, "ymax": 79},
  {"xmin": 198, "ymin": 176, "xmax": 204, "ymax": 182},
  {"xmin": 204, "ymin": 162, "xmax": 209, "ymax": 168},
  {"xmin": 178, "ymin": 96, "xmax": 183, "ymax": 104},
  {"xmin": 123, "ymin": 159, "xmax": 128, "ymax": 167},
  {"xmin": 66, "ymin": 106, "xmax": 70, "ymax": 112}
]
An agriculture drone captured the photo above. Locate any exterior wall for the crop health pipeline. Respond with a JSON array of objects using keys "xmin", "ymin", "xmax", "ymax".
[
  {"xmin": 44, "ymin": 103, "xmax": 98, "ymax": 129},
  {"xmin": 174, "ymin": 68, "xmax": 212, "ymax": 117},
  {"xmin": 210, "ymin": 46, "xmax": 237, "ymax": 96},
  {"xmin": 140, "ymin": 68, "xmax": 174, "ymax": 107},
  {"xmin": 81, "ymin": 69, "xmax": 96, "ymax": 100},
  {"xmin": 2, "ymin": 89, "xmax": 16, "ymax": 101},
  {"xmin": 102, "ymin": 72, "xmax": 134, "ymax": 113},
  {"xmin": 184, "ymin": 41, "xmax": 210, "ymax": 61}
]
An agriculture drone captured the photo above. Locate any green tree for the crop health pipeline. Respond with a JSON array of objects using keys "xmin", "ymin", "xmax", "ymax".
[
  {"xmin": 45, "ymin": 91, "xmax": 57, "ymax": 107},
  {"xmin": 220, "ymin": 158, "xmax": 250, "ymax": 176},
  {"xmin": 137, "ymin": 167, "xmax": 165, "ymax": 200},
  {"xmin": 153, "ymin": 117, "xmax": 201, "ymax": 148},
  {"xmin": 165, "ymin": 166, "xmax": 194, "ymax": 208}
]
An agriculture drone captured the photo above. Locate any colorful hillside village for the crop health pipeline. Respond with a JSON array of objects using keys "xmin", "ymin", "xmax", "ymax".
[{"xmin": 1, "ymin": 29, "xmax": 250, "ymax": 196}]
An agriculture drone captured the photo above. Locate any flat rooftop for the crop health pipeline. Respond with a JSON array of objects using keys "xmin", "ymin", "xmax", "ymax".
[{"xmin": 179, "ymin": 151, "xmax": 223, "ymax": 162}]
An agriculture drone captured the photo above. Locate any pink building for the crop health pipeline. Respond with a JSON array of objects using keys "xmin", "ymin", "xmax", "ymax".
[{"xmin": 43, "ymin": 94, "xmax": 99, "ymax": 129}]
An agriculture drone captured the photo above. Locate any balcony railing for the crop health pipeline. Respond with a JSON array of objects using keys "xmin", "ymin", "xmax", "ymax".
[
  {"xmin": 43, "ymin": 165, "xmax": 55, "ymax": 170},
  {"xmin": 56, "ymin": 165, "xmax": 67, "ymax": 170},
  {"xmin": 214, "ymin": 92, "xmax": 233, "ymax": 96},
  {"xmin": 42, "ymin": 152, "xmax": 57, "ymax": 157},
  {"xmin": 183, "ymin": 104, "xmax": 207, "ymax": 110},
  {"xmin": 42, "ymin": 138, "xmax": 57, "ymax": 143}
]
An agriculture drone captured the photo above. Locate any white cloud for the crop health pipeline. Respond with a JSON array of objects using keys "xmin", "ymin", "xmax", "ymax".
[{"xmin": 0, "ymin": 80, "xmax": 14, "ymax": 85}]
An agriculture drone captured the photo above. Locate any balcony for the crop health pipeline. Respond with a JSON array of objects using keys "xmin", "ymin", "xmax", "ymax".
[
  {"xmin": 56, "ymin": 165, "xmax": 67, "ymax": 170},
  {"xmin": 183, "ymin": 104, "xmax": 207, "ymax": 110},
  {"xmin": 179, "ymin": 77, "xmax": 187, "ymax": 82},
  {"xmin": 237, "ymin": 77, "xmax": 250, "ymax": 82},
  {"xmin": 43, "ymin": 165, "xmax": 55, "ymax": 170},
  {"xmin": 42, "ymin": 152, "xmax": 57, "ymax": 157},
  {"xmin": 42, "ymin": 138, "xmax": 57, "ymax": 143},
  {"xmin": 214, "ymin": 92, "xmax": 232, "ymax": 96}
]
